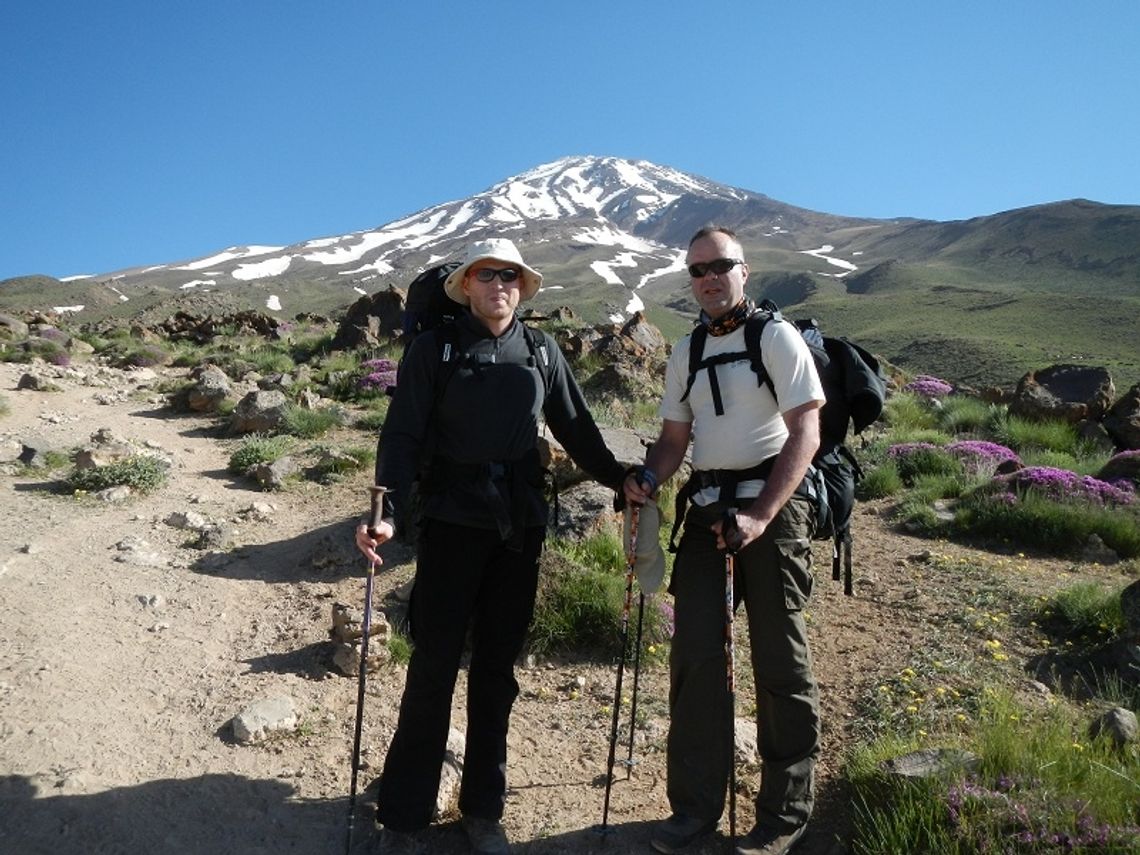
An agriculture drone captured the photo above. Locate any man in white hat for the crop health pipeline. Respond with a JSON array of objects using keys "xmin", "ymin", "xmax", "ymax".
[
  {"xmin": 624, "ymin": 226, "xmax": 825, "ymax": 855},
  {"xmin": 356, "ymin": 237, "xmax": 626, "ymax": 855}
]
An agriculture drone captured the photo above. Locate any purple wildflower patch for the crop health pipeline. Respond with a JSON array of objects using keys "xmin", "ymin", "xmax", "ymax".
[
  {"xmin": 946, "ymin": 441, "xmax": 1021, "ymax": 476},
  {"xmin": 903, "ymin": 375, "xmax": 954, "ymax": 398},
  {"xmin": 358, "ymin": 358, "xmax": 398, "ymax": 393},
  {"xmin": 887, "ymin": 442, "xmax": 942, "ymax": 459},
  {"xmin": 1006, "ymin": 466, "xmax": 1134, "ymax": 506}
]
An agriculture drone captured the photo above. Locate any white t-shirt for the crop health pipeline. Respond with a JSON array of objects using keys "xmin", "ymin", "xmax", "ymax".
[{"xmin": 660, "ymin": 317, "xmax": 825, "ymax": 504}]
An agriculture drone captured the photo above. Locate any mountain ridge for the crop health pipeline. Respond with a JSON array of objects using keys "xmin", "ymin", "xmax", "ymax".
[{"xmin": 2, "ymin": 155, "xmax": 1138, "ymax": 386}]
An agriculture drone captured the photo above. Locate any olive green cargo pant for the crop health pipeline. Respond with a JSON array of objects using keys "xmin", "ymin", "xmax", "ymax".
[{"xmin": 665, "ymin": 496, "xmax": 819, "ymax": 831}]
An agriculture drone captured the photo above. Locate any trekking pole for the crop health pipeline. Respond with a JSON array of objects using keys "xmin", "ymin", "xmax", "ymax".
[
  {"xmin": 723, "ymin": 510, "xmax": 739, "ymax": 847},
  {"xmin": 346, "ymin": 485, "xmax": 387, "ymax": 855},
  {"xmin": 624, "ymin": 591, "xmax": 645, "ymax": 779},
  {"xmin": 599, "ymin": 503, "xmax": 639, "ymax": 835}
]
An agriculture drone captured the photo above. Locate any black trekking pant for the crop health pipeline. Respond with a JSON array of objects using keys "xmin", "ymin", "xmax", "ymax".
[{"xmin": 375, "ymin": 519, "xmax": 544, "ymax": 831}]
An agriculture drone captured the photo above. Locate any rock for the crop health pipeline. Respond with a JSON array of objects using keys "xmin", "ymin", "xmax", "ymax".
[
  {"xmin": 166, "ymin": 510, "xmax": 213, "ymax": 531},
  {"xmin": 1088, "ymin": 707, "xmax": 1138, "ymax": 749},
  {"xmin": 1008, "ymin": 364, "xmax": 1115, "ymax": 424},
  {"xmin": 1097, "ymin": 450, "xmax": 1140, "ymax": 489},
  {"xmin": 331, "ymin": 286, "xmax": 406, "ymax": 350},
  {"xmin": 881, "ymin": 747, "xmax": 981, "ymax": 779},
  {"xmin": 113, "ymin": 536, "xmax": 168, "ymax": 567},
  {"xmin": 185, "ymin": 365, "xmax": 232, "ymax": 413},
  {"xmin": 0, "ymin": 438, "xmax": 22, "ymax": 463},
  {"xmin": 1102, "ymin": 383, "xmax": 1140, "ymax": 450},
  {"xmin": 1080, "ymin": 534, "xmax": 1119, "ymax": 565},
  {"xmin": 229, "ymin": 390, "xmax": 289, "ymax": 434},
  {"xmin": 734, "ymin": 717, "xmax": 759, "ymax": 764},
  {"xmin": 96, "ymin": 485, "xmax": 133, "ymax": 503},
  {"xmin": 231, "ymin": 696, "xmax": 299, "ymax": 744},
  {"xmin": 241, "ymin": 501, "xmax": 278, "ymax": 521},
  {"xmin": 16, "ymin": 372, "xmax": 58, "ymax": 392},
  {"xmin": 330, "ymin": 603, "xmax": 392, "ymax": 676},
  {"xmin": 250, "ymin": 456, "xmax": 298, "ymax": 490},
  {"xmin": 194, "ymin": 524, "xmax": 236, "ymax": 551},
  {"xmin": 549, "ymin": 481, "xmax": 618, "ymax": 541},
  {"xmin": 0, "ymin": 313, "xmax": 30, "ymax": 339},
  {"xmin": 436, "ymin": 727, "xmax": 466, "ymax": 819}
]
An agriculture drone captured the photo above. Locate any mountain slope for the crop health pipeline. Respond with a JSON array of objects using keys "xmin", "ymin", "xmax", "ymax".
[{"xmin": 3, "ymin": 155, "xmax": 1139, "ymax": 386}]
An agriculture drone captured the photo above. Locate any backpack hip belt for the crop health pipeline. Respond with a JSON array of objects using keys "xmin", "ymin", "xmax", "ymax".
[{"xmin": 424, "ymin": 451, "xmax": 543, "ymax": 551}]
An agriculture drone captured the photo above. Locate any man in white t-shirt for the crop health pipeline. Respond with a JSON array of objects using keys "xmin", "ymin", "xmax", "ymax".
[{"xmin": 624, "ymin": 226, "xmax": 825, "ymax": 855}]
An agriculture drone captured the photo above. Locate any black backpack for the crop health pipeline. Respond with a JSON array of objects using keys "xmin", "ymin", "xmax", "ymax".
[
  {"xmin": 682, "ymin": 299, "xmax": 887, "ymax": 594},
  {"xmin": 389, "ymin": 262, "xmax": 558, "ymax": 544},
  {"xmin": 394, "ymin": 261, "xmax": 555, "ymax": 397}
]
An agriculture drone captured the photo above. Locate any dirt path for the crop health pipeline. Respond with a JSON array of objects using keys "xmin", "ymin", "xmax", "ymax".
[{"xmin": 0, "ymin": 361, "xmax": 1116, "ymax": 855}]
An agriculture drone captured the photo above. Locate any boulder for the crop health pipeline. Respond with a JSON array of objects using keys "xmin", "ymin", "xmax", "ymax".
[
  {"xmin": 1008, "ymin": 364, "xmax": 1115, "ymax": 424},
  {"xmin": 229, "ymin": 390, "xmax": 289, "ymax": 434},
  {"xmin": 1088, "ymin": 707, "xmax": 1138, "ymax": 749},
  {"xmin": 1103, "ymin": 383, "xmax": 1140, "ymax": 450},
  {"xmin": 185, "ymin": 365, "xmax": 232, "ymax": 413},
  {"xmin": 1097, "ymin": 450, "xmax": 1140, "ymax": 489},
  {"xmin": 331, "ymin": 286, "xmax": 406, "ymax": 350},
  {"xmin": 0, "ymin": 313, "xmax": 29, "ymax": 339}
]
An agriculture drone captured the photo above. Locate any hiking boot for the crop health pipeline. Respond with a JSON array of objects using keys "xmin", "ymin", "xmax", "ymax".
[
  {"xmin": 461, "ymin": 814, "xmax": 510, "ymax": 855},
  {"xmin": 735, "ymin": 822, "xmax": 807, "ymax": 855},
  {"xmin": 373, "ymin": 826, "xmax": 425, "ymax": 855},
  {"xmin": 649, "ymin": 814, "xmax": 718, "ymax": 853}
]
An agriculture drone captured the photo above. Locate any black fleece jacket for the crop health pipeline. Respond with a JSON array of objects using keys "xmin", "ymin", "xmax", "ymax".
[{"xmin": 375, "ymin": 312, "xmax": 625, "ymax": 535}]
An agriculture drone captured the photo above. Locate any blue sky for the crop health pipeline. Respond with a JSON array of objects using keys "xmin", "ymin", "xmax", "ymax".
[{"xmin": 2, "ymin": 1, "xmax": 1138, "ymax": 280}]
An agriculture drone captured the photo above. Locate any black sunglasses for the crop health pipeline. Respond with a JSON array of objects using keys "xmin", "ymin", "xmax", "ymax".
[
  {"xmin": 687, "ymin": 258, "xmax": 744, "ymax": 278},
  {"xmin": 473, "ymin": 267, "xmax": 521, "ymax": 283}
]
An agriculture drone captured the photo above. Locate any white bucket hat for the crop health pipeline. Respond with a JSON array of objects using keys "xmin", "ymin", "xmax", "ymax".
[
  {"xmin": 623, "ymin": 499, "xmax": 666, "ymax": 594},
  {"xmin": 443, "ymin": 238, "xmax": 543, "ymax": 305}
]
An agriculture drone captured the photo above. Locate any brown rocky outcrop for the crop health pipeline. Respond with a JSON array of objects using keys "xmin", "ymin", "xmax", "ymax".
[
  {"xmin": 1008, "ymin": 364, "xmax": 1115, "ymax": 424},
  {"xmin": 1103, "ymin": 383, "xmax": 1140, "ymax": 450},
  {"xmin": 330, "ymin": 286, "xmax": 406, "ymax": 350}
]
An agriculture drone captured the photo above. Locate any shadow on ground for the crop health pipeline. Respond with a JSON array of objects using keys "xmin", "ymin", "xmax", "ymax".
[
  {"xmin": 0, "ymin": 773, "xmax": 343, "ymax": 855},
  {"xmin": 190, "ymin": 515, "xmax": 415, "ymax": 584}
]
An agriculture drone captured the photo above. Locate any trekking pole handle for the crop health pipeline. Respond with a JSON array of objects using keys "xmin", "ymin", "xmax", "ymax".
[
  {"xmin": 367, "ymin": 485, "xmax": 390, "ymax": 538},
  {"xmin": 722, "ymin": 509, "xmax": 742, "ymax": 555}
]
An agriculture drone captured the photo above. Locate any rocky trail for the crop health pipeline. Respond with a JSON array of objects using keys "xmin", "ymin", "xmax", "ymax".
[{"xmin": 0, "ymin": 361, "xmax": 1123, "ymax": 855}]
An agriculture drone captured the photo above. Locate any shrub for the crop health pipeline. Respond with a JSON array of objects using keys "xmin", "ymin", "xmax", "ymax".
[
  {"xmin": 311, "ymin": 445, "xmax": 374, "ymax": 481},
  {"xmin": 354, "ymin": 400, "xmax": 390, "ymax": 433},
  {"xmin": 944, "ymin": 440, "xmax": 1020, "ymax": 477},
  {"xmin": 990, "ymin": 412, "xmax": 1084, "ymax": 456},
  {"xmin": 228, "ymin": 434, "xmax": 293, "ymax": 474},
  {"xmin": 1039, "ymin": 581, "xmax": 1125, "ymax": 640},
  {"xmin": 858, "ymin": 461, "xmax": 904, "ymax": 499},
  {"xmin": 117, "ymin": 343, "xmax": 172, "ymax": 368},
  {"xmin": 887, "ymin": 443, "xmax": 963, "ymax": 485},
  {"xmin": 1004, "ymin": 466, "xmax": 1134, "ymax": 506},
  {"xmin": 386, "ymin": 630, "xmax": 413, "ymax": 665},
  {"xmin": 936, "ymin": 396, "xmax": 997, "ymax": 434},
  {"xmin": 5, "ymin": 337, "xmax": 71, "ymax": 366},
  {"xmin": 67, "ymin": 455, "xmax": 169, "ymax": 493},
  {"xmin": 848, "ymin": 690, "xmax": 1140, "ymax": 854},
  {"xmin": 883, "ymin": 392, "xmax": 939, "ymax": 432},
  {"xmin": 533, "ymin": 531, "xmax": 672, "ymax": 658},
  {"xmin": 902, "ymin": 374, "xmax": 954, "ymax": 398},
  {"xmin": 955, "ymin": 490, "xmax": 1140, "ymax": 558},
  {"xmin": 281, "ymin": 405, "xmax": 345, "ymax": 439}
]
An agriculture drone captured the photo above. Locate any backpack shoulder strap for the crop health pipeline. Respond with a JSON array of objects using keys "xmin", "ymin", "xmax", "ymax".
[
  {"xmin": 679, "ymin": 308, "xmax": 780, "ymax": 416},
  {"xmin": 521, "ymin": 322, "xmax": 554, "ymax": 399}
]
